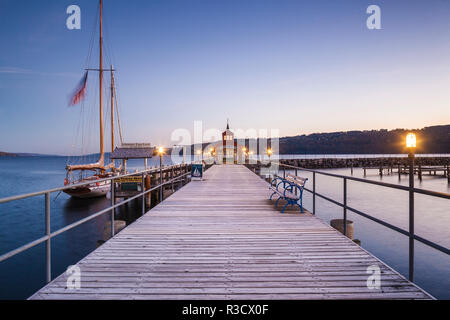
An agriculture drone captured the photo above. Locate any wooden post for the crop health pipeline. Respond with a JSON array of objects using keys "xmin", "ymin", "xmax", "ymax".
[
  {"xmin": 171, "ymin": 167, "xmax": 174, "ymax": 192},
  {"xmin": 123, "ymin": 159, "xmax": 127, "ymax": 173},
  {"xmin": 153, "ymin": 172, "xmax": 158, "ymax": 204},
  {"xmin": 141, "ymin": 173, "xmax": 145, "ymax": 215},
  {"xmin": 176, "ymin": 165, "xmax": 180, "ymax": 188},
  {"xmin": 145, "ymin": 174, "xmax": 151, "ymax": 207}
]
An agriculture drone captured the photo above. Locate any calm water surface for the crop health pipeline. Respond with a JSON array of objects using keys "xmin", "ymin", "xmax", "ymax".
[{"xmin": 0, "ymin": 156, "xmax": 449, "ymax": 299}]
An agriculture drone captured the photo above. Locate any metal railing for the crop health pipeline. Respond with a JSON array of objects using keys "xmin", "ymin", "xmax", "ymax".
[
  {"xmin": 0, "ymin": 163, "xmax": 192, "ymax": 283},
  {"xmin": 278, "ymin": 163, "xmax": 450, "ymax": 282}
]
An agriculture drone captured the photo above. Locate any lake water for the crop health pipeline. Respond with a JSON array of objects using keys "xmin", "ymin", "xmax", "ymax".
[{"xmin": 0, "ymin": 156, "xmax": 449, "ymax": 299}]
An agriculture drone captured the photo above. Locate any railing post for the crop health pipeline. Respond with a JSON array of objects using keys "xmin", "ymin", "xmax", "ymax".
[
  {"xmin": 110, "ymin": 178, "xmax": 115, "ymax": 238},
  {"xmin": 408, "ymin": 151, "xmax": 415, "ymax": 282},
  {"xmin": 160, "ymin": 165, "xmax": 163, "ymax": 202},
  {"xmin": 171, "ymin": 167, "xmax": 174, "ymax": 192},
  {"xmin": 343, "ymin": 178, "xmax": 347, "ymax": 236},
  {"xmin": 45, "ymin": 192, "xmax": 51, "ymax": 283},
  {"xmin": 294, "ymin": 168, "xmax": 298, "ymax": 195},
  {"xmin": 142, "ymin": 173, "xmax": 145, "ymax": 215},
  {"xmin": 313, "ymin": 172, "xmax": 316, "ymax": 215}
]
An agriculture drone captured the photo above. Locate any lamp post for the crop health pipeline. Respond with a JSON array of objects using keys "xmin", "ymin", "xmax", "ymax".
[
  {"xmin": 266, "ymin": 148, "xmax": 273, "ymax": 179},
  {"xmin": 266, "ymin": 148, "xmax": 272, "ymax": 163},
  {"xmin": 406, "ymin": 132, "xmax": 416, "ymax": 282},
  {"xmin": 158, "ymin": 147, "xmax": 164, "ymax": 201},
  {"xmin": 242, "ymin": 147, "xmax": 247, "ymax": 164}
]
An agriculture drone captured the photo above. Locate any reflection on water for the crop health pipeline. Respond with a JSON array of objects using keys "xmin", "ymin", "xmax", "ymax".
[{"xmin": 0, "ymin": 156, "xmax": 449, "ymax": 299}]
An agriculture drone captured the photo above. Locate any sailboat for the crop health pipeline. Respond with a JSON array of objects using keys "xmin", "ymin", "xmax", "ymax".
[{"xmin": 64, "ymin": 0, "xmax": 119, "ymax": 198}]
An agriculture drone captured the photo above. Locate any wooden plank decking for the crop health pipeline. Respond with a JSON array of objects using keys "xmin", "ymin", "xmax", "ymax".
[{"xmin": 30, "ymin": 165, "xmax": 432, "ymax": 300}]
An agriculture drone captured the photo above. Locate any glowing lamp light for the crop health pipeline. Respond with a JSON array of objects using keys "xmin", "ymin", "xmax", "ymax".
[
  {"xmin": 406, "ymin": 133, "xmax": 416, "ymax": 148},
  {"xmin": 158, "ymin": 147, "xmax": 164, "ymax": 154},
  {"xmin": 266, "ymin": 148, "xmax": 273, "ymax": 156}
]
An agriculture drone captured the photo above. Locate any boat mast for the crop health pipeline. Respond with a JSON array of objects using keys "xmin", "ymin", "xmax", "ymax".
[
  {"xmin": 110, "ymin": 65, "xmax": 115, "ymax": 159},
  {"xmin": 99, "ymin": 0, "xmax": 104, "ymax": 168}
]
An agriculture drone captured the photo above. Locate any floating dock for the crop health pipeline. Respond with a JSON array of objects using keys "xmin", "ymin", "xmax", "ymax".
[{"xmin": 30, "ymin": 165, "xmax": 432, "ymax": 300}]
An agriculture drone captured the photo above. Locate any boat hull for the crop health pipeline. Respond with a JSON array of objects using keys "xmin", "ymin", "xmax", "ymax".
[{"xmin": 63, "ymin": 183, "xmax": 110, "ymax": 199}]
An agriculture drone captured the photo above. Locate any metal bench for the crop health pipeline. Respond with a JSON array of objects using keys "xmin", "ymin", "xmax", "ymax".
[{"xmin": 269, "ymin": 174, "xmax": 308, "ymax": 213}]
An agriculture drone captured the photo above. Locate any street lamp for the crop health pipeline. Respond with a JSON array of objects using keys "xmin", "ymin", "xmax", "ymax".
[
  {"xmin": 158, "ymin": 147, "xmax": 164, "ymax": 201},
  {"xmin": 242, "ymin": 147, "xmax": 247, "ymax": 163},
  {"xmin": 209, "ymin": 147, "xmax": 216, "ymax": 162},
  {"xmin": 266, "ymin": 148, "xmax": 272, "ymax": 162},
  {"xmin": 406, "ymin": 132, "xmax": 416, "ymax": 282},
  {"xmin": 406, "ymin": 133, "xmax": 416, "ymax": 148}
]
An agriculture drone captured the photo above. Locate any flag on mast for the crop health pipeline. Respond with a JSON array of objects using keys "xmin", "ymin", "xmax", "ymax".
[{"xmin": 69, "ymin": 71, "xmax": 88, "ymax": 106}]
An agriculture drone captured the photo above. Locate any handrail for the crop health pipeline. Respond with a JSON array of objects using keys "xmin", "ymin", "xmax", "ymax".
[
  {"xmin": 0, "ymin": 163, "xmax": 191, "ymax": 204},
  {"xmin": 278, "ymin": 162, "xmax": 450, "ymax": 282},
  {"xmin": 0, "ymin": 163, "xmax": 193, "ymax": 284},
  {"xmin": 280, "ymin": 163, "xmax": 450, "ymax": 200}
]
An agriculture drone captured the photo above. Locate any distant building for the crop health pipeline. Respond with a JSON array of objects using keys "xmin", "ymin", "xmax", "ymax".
[
  {"xmin": 222, "ymin": 121, "xmax": 237, "ymax": 164},
  {"xmin": 110, "ymin": 143, "xmax": 154, "ymax": 172}
]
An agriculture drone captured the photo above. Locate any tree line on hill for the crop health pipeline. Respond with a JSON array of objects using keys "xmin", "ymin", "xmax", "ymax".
[
  {"xmin": 277, "ymin": 125, "xmax": 450, "ymax": 154},
  {"xmin": 2, "ymin": 125, "xmax": 449, "ymax": 157}
]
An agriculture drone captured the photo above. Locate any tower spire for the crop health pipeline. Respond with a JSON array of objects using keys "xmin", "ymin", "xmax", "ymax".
[{"xmin": 226, "ymin": 118, "xmax": 230, "ymax": 130}]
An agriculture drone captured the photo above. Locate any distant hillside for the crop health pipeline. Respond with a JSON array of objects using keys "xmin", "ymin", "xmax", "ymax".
[
  {"xmin": 15, "ymin": 153, "xmax": 62, "ymax": 157},
  {"xmin": 0, "ymin": 151, "xmax": 17, "ymax": 157},
  {"xmin": 3, "ymin": 125, "xmax": 449, "ymax": 157},
  {"xmin": 278, "ymin": 125, "xmax": 450, "ymax": 154}
]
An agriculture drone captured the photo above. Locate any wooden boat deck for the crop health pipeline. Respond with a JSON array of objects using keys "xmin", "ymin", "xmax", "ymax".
[{"xmin": 30, "ymin": 165, "xmax": 432, "ymax": 300}]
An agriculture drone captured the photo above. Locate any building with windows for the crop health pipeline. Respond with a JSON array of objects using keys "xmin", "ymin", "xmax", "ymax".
[
  {"xmin": 221, "ymin": 121, "xmax": 237, "ymax": 164},
  {"xmin": 205, "ymin": 121, "xmax": 247, "ymax": 164}
]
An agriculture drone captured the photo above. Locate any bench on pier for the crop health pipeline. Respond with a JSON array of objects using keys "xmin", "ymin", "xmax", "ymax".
[{"xmin": 269, "ymin": 174, "xmax": 308, "ymax": 213}]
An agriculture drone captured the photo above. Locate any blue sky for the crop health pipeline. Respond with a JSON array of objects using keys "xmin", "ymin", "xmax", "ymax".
[{"xmin": 1, "ymin": 0, "xmax": 450, "ymax": 154}]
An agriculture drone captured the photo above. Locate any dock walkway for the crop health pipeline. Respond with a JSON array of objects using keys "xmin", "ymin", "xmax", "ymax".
[{"xmin": 31, "ymin": 165, "xmax": 431, "ymax": 299}]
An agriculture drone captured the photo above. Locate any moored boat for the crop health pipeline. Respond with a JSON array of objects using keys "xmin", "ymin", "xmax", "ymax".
[{"xmin": 64, "ymin": 0, "xmax": 120, "ymax": 199}]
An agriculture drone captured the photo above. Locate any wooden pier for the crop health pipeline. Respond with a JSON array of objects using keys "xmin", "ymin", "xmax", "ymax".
[
  {"xmin": 362, "ymin": 165, "xmax": 450, "ymax": 181},
  {"xmin": 30, "ymin": 165, "xmax": 432, "ymax": 300}
]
